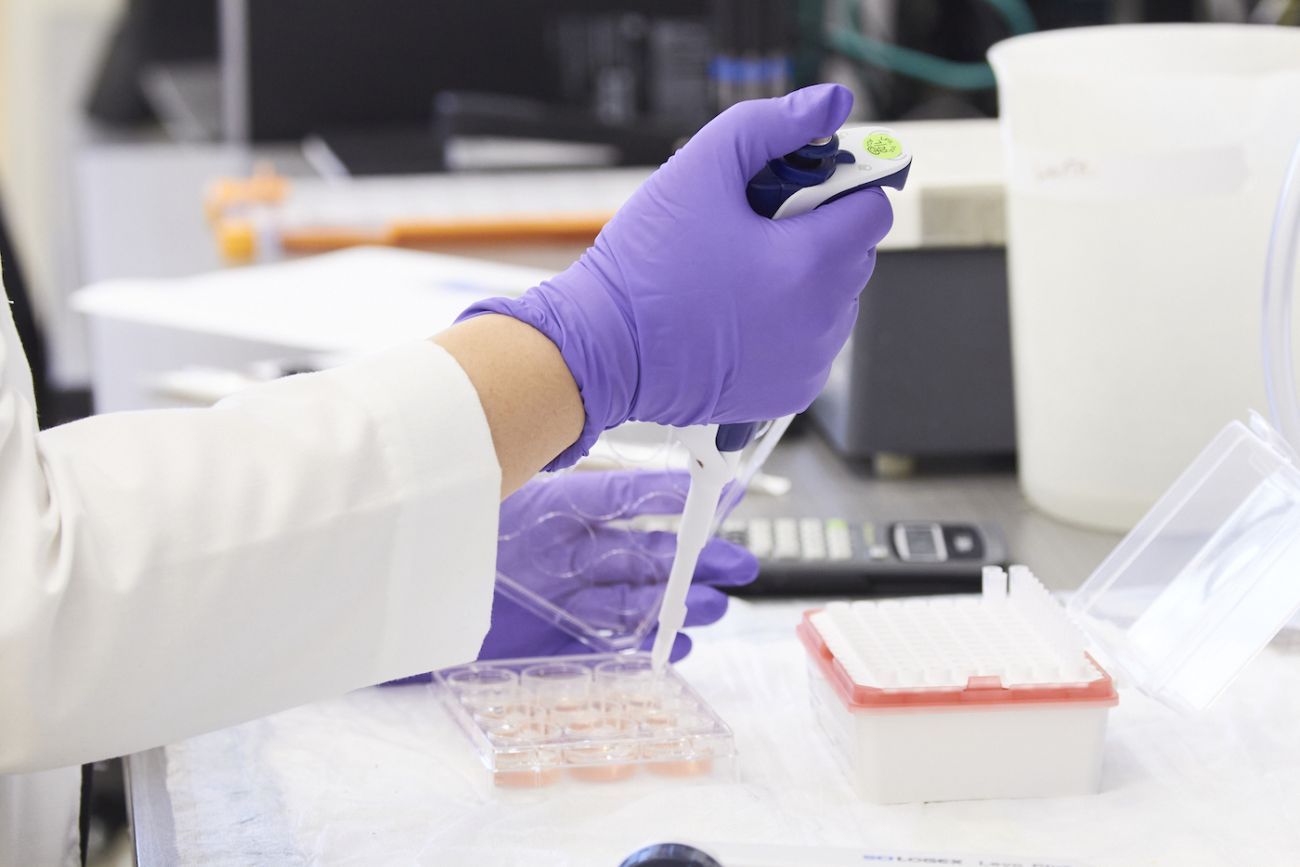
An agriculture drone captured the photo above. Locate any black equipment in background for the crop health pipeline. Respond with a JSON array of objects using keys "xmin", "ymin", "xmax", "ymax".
[
  {"xmin": 230, "ymin": 0, "xmax": 712, "ymax": 143},
  {"xmin": 85, "ymin": 1, "xmax": 1216, "ymax": 141},
  {"xmin": 720, "ymin": 517, "xmax": 1006, "ymax": 598},
  {"xmin": 84, "ymin": 0, "xmax": 218, "ymax": 125}
]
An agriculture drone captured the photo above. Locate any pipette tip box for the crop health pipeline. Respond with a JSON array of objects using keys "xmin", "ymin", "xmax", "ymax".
[
  {"xmin": 799, "ymin": 565, "xmax": 1117, "ymax": 804},
  {"xmin": 435, "ymin": 653, "xmax": 736, "ymax": 789}
]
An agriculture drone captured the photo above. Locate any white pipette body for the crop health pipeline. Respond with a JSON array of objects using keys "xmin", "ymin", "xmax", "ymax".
[{"xmin": 649, "ymin": 425, "xmax": 741, "ymax": 672}]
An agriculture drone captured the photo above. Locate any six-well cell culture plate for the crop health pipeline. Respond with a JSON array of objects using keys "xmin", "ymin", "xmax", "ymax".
[{"xmin": 435, "ymin": 653, "xmax": 735, "ymax": 789}]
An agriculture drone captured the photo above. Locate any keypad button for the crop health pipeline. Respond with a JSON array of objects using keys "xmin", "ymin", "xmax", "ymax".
[
  {"xmin": 826, "ymin": 519, "xmax": 853, "ymax": 561},
  {"xmin": 747, "ymin": 518, "xmax": 774, "ymax": 559},
  {"xmin": 799, "ymin": 518, "xmax": 826, "ymax": 560},
  {"xmin": 773, "ymin": 518, "xmax": 801, "ymax": 560}
]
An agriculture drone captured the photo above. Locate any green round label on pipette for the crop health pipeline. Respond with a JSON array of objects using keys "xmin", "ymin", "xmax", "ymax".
[{"xmin": 864, "ymin": 133, "xmax": 903, "ymax": 160}]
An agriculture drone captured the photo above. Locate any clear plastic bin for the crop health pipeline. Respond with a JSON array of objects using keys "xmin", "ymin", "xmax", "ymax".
[
  {"xmin": 1068, "ymin": 412, "xmax": 1300, "ymax": 713},
  {"xmin": 434, "ymin": 653, "xmax": 736, "ymax": 789}
]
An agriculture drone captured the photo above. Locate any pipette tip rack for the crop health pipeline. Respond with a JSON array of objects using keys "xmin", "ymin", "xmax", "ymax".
[{"xmin": 800, "ymin": 565, "xmax": 1117, "ymax": 803}]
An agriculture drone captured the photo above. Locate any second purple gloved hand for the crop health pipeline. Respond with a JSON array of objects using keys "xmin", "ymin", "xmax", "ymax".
[
  {"xmin": 460, "ymin": 83, "xmax": 893, "ymax": 469},
  {"xmin": 478, "ymin": 470, "xmax": 758, "ymax": 663}
]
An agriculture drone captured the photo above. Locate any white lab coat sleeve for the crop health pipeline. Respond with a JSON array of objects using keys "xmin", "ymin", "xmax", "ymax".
[
  {"xmin": 0, "ymin": 768, "xmax": 79, "ymax": 867},
  {"xmin": 0, "ymin": 289, "xmax": 502, "ymax": 773}
]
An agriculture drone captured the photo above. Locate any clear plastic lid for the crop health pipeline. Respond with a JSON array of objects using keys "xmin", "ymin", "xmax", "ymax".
[
  {"xmin": 1068, "ymin": 139, "xmax": 1300, "ymax": 714},
  {"xmin": 1068, "ymin": 413, "xmax": 1300, "ymax": 713},
  {"xmin": 494, "ymin": 419, "xmax": 792, "ymax": 653}
]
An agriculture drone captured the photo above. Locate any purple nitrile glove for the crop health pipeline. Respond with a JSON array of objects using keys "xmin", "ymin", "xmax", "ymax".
[
  {"xmin": 380, "ymin": 470, "xmax": 753, "ymax": 686},
  {"xmin": 479, "ymin": 470, "xmax": 757, "ymax": 662},
  {"xmin": 458, "ymin": 83, "xmax": 893, "ymax": 469}
]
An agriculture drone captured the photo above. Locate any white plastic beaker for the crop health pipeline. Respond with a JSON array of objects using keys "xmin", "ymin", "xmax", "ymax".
[{"xmin": 989, "ymin": 24, "xmax": 1300, "ymax": 532}]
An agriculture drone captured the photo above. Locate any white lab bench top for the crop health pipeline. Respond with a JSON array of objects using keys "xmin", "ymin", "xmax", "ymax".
[
  {"xmin": 70, "ymin": 248, "xmax": 556, "ymax": 412},
  {"xmin": 121, "ymin": 436, "xmax": 1300, "ymax": 866},
  {"xmin": 125, "ymin": 597, "xmax": 1300, "ymax": 866}
]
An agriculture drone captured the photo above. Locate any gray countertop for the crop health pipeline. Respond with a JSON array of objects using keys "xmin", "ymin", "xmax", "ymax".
[{"xmin": 740, "ymin": 430, "xmax": 1120, "ymax": 591}]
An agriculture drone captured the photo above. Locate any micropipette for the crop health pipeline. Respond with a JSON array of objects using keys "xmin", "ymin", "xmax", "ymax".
[
  {"xmin": 648, "ymin": 125, "xmax": 913, "ymax": 672},
  {"xmin": 648, "ymin": 426, "xmax": 743, "ymax": 671}
]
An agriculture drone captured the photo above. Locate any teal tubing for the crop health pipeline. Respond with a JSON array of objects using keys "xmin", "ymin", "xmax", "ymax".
[
  {"xmin": 982, "ymin": 0, "xmax": 1037, "ymax": 35},
  {"xmin": 829, "ymin": 0, "xmax": 1036, "ymax": 91},
  {"xmin": 827, "ymin": 25, "xmax": 997, "ymax": 89}
]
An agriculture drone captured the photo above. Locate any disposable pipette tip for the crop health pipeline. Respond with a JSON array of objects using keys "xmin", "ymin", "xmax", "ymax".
[
  {"xmin": 648, "ymin": 428, "xmax": 736, "ymax": 674},
  {"xmin": 650, "ymin": 616, "xmax": 676, "ymax": 672}
]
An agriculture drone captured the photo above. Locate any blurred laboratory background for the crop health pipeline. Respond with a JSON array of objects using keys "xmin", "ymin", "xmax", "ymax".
[
  {"xmin": 2, "ymin": 1, "xmax": 1299, "ymax": 863},
  {"xmin": 2, "ymin": 0, "xmax": 1292, "ymax": 429}
]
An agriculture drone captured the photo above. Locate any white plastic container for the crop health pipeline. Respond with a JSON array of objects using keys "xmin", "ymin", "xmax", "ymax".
[
  {"xmin": 799, "ymin": 567, "xmax": 1117, "ymax": 803},
  {"xmin": 989, "ymin": 25, "xmax": 1300, "ymax": 531}
]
